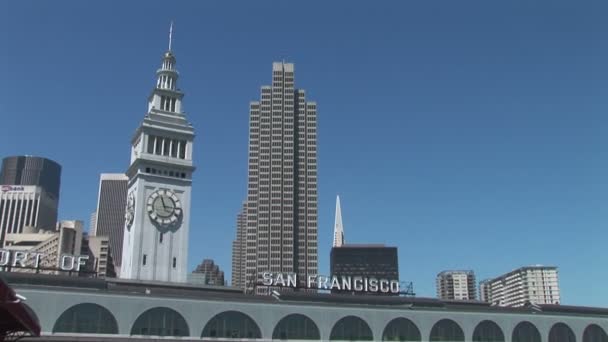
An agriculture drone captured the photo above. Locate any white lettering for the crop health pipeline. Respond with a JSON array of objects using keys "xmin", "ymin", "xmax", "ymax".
[
  {"xmin": 0, "ymin": 249, "xmax": 9, "ymax": 266},
  {"xmin": 341, "ymin": 276, "xmax": 352, "ymax": 291},
  {"xmin": 262, "ymin": 272, "xmax": 273, "ymax": 286},
  {"xmin": 330, "ymin": 276, "xmax": 341, "ymax": 291},
  {"xmin": 369, "ymin": 278, "xmax": 379, "ymax": 292},
  {"xmin": 317, "ymin": 276, "xmax": 329, "ymax": 289},
  {"xmin": 76, "ymin": 256, "xmax": 89, "ymax": 271},
  {"xmin": 354, "ymin": 277, "xmax": 363, "ymax": 291},
  {"xmin": 307, "ymin": 275, "xmax": 317, "ymax": 288},
  {"xmin": 287, "ymin": 273, "xmax": 297, "ymax": 288},
  {"xmin": 60, "ymin": 255, "xmax": 75, "ymax": 271},
  {"xmin": 12, "ymin": 252, "xmax": 27, "ymax": 267},
  {"xmin": 380, "ymin": 279, "xmax": 389, "ymax": 293},
  {"xmin": 274, "ymin": 273, "xmax": 286, "ymax": 287},
  {"xmin": 390, "ymin": 280, "xmax": 400, "ymax": 293},
  {"xmin": 33, "ymin": 253, "xmax": 43, "ymax": 268}
]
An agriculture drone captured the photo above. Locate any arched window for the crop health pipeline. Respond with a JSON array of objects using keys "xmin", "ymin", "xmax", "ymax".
[
  {"xmin": 330, "ymin": 315, "xmax": 374, "ymax": 341},
  {"xmin": 202, "ymin": 311, "xmax": 261, "ymax": 339},
  {"xmin": 512, "ymin": 321, "xmax": 541, "ymax": 342},
  {"xmin": 473, "ymin": 320, "xmax": 505, "ymax": 342},
  {"xmin": 130, "ymin": 307, "xmax": 189, "ymax": 337},
  {"xmin": 272, "ymin": 313, "xmax": 320, "ymax": 340},
  {"xmin": 382, "ymin": 317, "xmax": 421, "ymax": 341},
  {"xmin": 53, "ymin": 303, "xmax": 118, "ymax": 334},
  {"xmin": 430, "ymin": 319, "xmax": 464, "ymax": 342},
  {"xmin": 583, "ymin": 324, "xmax": 608, "ymax": 342},
  {"xmin": 549, "ymin": 323, "xmax": 576, "ymax": 342}
]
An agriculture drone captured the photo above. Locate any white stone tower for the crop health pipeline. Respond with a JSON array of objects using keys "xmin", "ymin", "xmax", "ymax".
[
  {"xmin": 333, "ymin": 195, "xmax": 344, "ymax": 247},
  {"xmin": 121, "ymin": 23, "xmax": 195, "ymax": 283}
]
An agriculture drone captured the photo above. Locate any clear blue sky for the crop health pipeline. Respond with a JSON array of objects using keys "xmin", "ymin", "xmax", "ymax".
[{"xmin": 0, "ymin": 1, "xmax": 606, "ymax": 306}]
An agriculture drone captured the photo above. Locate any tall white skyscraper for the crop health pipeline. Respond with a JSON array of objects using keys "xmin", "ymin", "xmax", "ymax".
[
  {"xmin": 436, "ymin": 270, "xmax": 477, "ymax": 300},
  {"xmin": 333, "ymin": 195, "xmax": 344, "ymax": 247},
  {"xmin": 92, "ymin": 173, "xmax": 128, "ymax": 274},
  {"xmin": 120, "ymin": 25, "xmax": 195, "ymax": 283},
  {"xmin": 485, "ymin": 265, "xmax": 560, "ymax": 307},
  {"xmin": 240, "ymin": 62, "xmax": 318, "ymax": 293}
]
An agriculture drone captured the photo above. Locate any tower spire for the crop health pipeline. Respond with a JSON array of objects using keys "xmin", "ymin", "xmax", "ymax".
[
  {"xmin": 333, "ymin": 195, "xmax": 345, "ymax": 247},
  {"xmin": 168, "ymin": 21, "xmax": 173, "ymax": 51}
]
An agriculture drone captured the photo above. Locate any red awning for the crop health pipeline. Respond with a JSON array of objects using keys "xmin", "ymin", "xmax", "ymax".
[{"xmin": 0, "ymin": 277, "xmax": 41, "ymax": 339}]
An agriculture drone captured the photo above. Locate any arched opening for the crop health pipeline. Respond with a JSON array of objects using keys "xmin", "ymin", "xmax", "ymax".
[
  {"xmin": 382, "ymin": 317, "xmax": 421, "ymax": 341},
  {"xmin": 130, "ymin": 307, "xmax": 189, "ymax": 337},
  {"xmin": 583, "ymin": 324, "xmax": 608, "ymax": 342},
  {"xmin": 202, "ymin": 310, "xmax": 261, "ymax": 339},
  {"xmin": 473, "ymin": 320, "xmax": 505, "ymax": 342},
  {"xmin": 512, "ymin": 321, "xmax": 541, "ymax": 342},
  {"xmin": 53, "ymin": 303, "xmax": 118, "ymax": 334},
  {"xmin": 330, "ymin": 315, "xmax": 373, "ymax": 341},
  {"xmin": 549, "ymin": 323, "xmax": 576, "ymax": 342},
  {"xmin": 430, "ymin": 319, "xmax": 464, "ymax": 342},
  {"xmin": 272, "ymin": 313, "xmax": 320, "ymax": 340}
]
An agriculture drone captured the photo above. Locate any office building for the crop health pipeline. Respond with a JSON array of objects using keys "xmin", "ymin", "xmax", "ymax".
[
  {"xmin": 231, "ymin": 203, "xmax": 246, "ymax": 288},
  {"xmin": 330, "ymin": 244, "xmax": 399, "ymax": 294},
  {"xmin": 436, "ymin": 270, "xmax": 477, "ymax": 301},
  {"xmin": 0, "ymin": 156, "xmax": 61, "ymax": 245},
  {"xmin": 1, "ymin": 220, "xmax": 83, "ymax": 275},
  {"xmin": 242, "ymin": 62, "xmax": 318, "ymax": 293},
  {"xmin": 333, "ymin": 195, "xmax": 344, "ymax": 247},
  {"xmin": 81, "ymin": 233, "xmax": 115, "ymax": 278},
  {"xmin": 120, "ymin": 26, "xmax": 195, "ymax": 283},
  {"xmin": 92, "ymin": 173, "xmax": 128, "ymax": 273},
  {"xmin": 486, "ymin": 265, "xmax": 560, "ymax": 307},
  {"xmin": 192, "ymin": 259, "xmax": 225, "ymax": 286}
]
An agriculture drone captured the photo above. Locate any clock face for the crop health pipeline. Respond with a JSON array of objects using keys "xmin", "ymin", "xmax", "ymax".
[
  {"xmin": 125, "ymin": 192, "xmax": 136, "ymax": 230},
  {"xmin": 147, "ymin": 189, "xmax": 182, "ymax": 229}
]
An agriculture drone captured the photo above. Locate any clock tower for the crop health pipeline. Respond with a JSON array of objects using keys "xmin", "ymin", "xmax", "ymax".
[{"xmin": 121, "ymin": 24, "xmax": 195, "ymax": 283}]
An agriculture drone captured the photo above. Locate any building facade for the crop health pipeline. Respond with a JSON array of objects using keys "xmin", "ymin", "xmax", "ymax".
[
  {"xmin": 480, "ymin": 278, "xmax": 492, "ymax": 303},
  {"xmin": 231, "ymin": 203, "xmax": 246, "ymax": 288},
  {"xmin": 192, "ymin": 259, "xmax": 225, "ymax": 286},
  {"xmin": 120, "ymin": 33, "xmax": 195, "ymax": 283},
  {"xmin": 330, "ymin": 244, "xmax": 399, "ymax": 294},
  {"xmin": 436, "ymin": 270, "xmax": 477, "ymax": 301},
  {"xmin": 81, "ymin": 233, "xmax": 115, "ymax": 278},
  {"xmin": 242, "ymin": 62, "xmax": 318, "ymax": 293},
  {"xmin": 486, "ymin": 265, "xmax": 560, "ymax": 307},
  {"xmin": 92, "ymin": 173, "xmax": 128, "ymax": 273},
  {"xmin": 1, "ymin": 220, "xmax": 83, "ymax": 274},
  {"xmin": 0, "ymin": 156, "xmax": 61, "ymax": 245},
  {"xmin": 4, "ymin": 272, "xmax": 608, "ymax": 342}
]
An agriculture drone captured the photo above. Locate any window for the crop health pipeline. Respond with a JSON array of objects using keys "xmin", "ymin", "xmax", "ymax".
[
  {"xmin": 159, "ymin": 233, "xmax": 163, "ymax": 243},
  {"xmin": 549, "ymin": 323, "xmax": 576, "ymax": 342},
  {"xmin": 330, "ymin": 316, "xmax": 373, "ymax": 341},
  {"xmin": 53, "ymin": 303, "xmax": 118, "ymax": 334},
  {"xmin": 382, "ymin": 317, "xmax": 421, "ymax": 341},
  {"xmin": 473, "ymin": 321, "xmax": 504, "ymax": 342},
  {"xmin": 143, "ymin": 254, "xmax": 147, "ymax": 266},
  {"xmin": 131, "ymin": 307, "xmax": 189, "ymax": 337},
  {"xmin": 512, "ymin": 321, "xmax": 541, "ymax": 342},
  {"xmin": 430, "ymin": 319, "xmax": 464, "ymax": 342},
  {"xmin": 173, "ymin": 257, "xmax": 176, "ymax": 268},
  {"xmin": 583, "ymin": 324, "xmax": 608, "ymax": 342},
  {"xmin": 202, "ymin": 311, "xmax": 261, "ymax": 339}
]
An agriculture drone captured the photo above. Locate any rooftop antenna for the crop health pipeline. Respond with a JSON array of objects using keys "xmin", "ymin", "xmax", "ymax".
[{"xmin": 168, "ymin": 21, "xmax": 174, "ymax": 51}]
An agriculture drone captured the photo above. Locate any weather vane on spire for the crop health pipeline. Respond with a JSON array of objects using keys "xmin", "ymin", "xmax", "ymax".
[{"xmin": 168, "ymin": 21, "xmax": 174, "ymax": 51}]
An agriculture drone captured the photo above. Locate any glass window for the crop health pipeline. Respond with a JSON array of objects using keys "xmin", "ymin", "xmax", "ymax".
[
  {"xmin": 272, "ymin": 313, "xmax": 320, "ymax": 340},
  {"xmin": 583, "ymin": 324, "xmax": 608, "ymax": 342},
  {"xmin": 131, "ymin": 307, "xmax": 189, "ymax": 337},
  {"xmin": 512, "ymin": 321, "xmax": 541, "ymax": 342},
  {"xmin": 53, "ymin": 303, "xmax": 118, "ymax": 334},
  {"xmin": 202, "ymin": 311, "xmax": 261, "ymax": 339},
  {"xmin": 430, "ymin": 319, "xmax": 464, "ymax": 342},
  {"xmin": 473, "ymin": 320, "xmax": 505, "ymax": 342},
  {"xmin": 382, "ymin": 317, "xmax": 421, "ymax": 341},
  {"xmin": 549, "ymin": 323, "xmax": 576, "ymax": 342},
  {"xmin": 330, "ymin": 316, "xmax": 373, "ymax": 341}
]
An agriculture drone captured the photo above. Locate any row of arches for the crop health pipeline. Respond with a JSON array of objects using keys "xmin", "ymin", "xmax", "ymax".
[{"xmin": 51, "ymin": 303, "xmax": 608, "ymax": 341}]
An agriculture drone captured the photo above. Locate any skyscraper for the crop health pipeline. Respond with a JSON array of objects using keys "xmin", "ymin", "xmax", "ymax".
[
  {"xmin": 191, "ymin": 259, "xmax": 225, "ymax": 286},
  {"xmin": 243, "ymin": 62, "xmax": 318, "ymax": 293},
  {"xmin": 0, "ymin": 156, "xmax": 61, "ymax": 245},
  {"xmin": 436, "ymin": 270, "xmax": 477, "ymax": 301},
  {"xmin": 333, "ymin": 195, "xmax": 344, "ymax": 247},
  {"xmin": 92, "ymin": 173, "xmax": 128, "ymax": 273},
  {"xmin": 120, "ymin": 25, "xmax": 195, "ymax": 283},
  {"xmin": 231, "ymin": 203, "xmax": 247, "ymax": 288}
]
